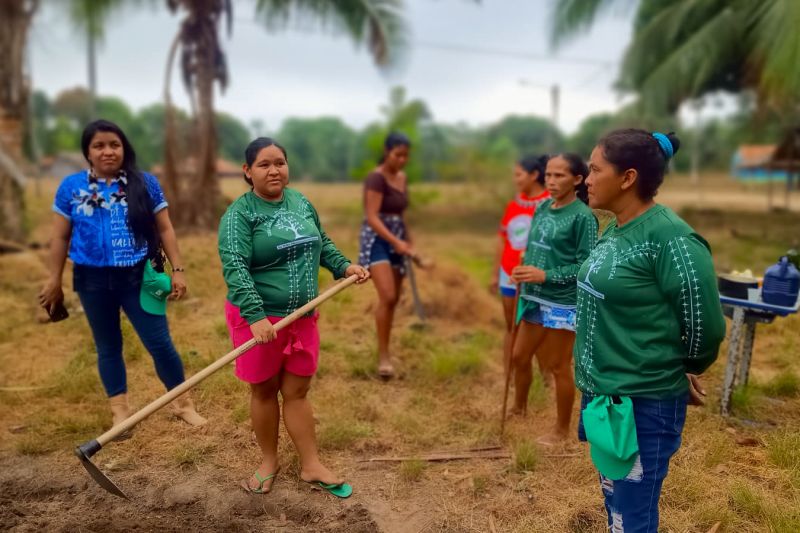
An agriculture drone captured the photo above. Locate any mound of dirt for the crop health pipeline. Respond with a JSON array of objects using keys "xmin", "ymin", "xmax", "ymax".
[{"xmin": 398, "ymin": 262, "xmax": 499, "ymax": 324}]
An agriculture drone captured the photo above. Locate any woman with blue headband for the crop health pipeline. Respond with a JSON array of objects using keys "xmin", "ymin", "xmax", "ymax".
[{"xmin": 575, "ymin": 129, "xmax": 725, "ymax": 531}]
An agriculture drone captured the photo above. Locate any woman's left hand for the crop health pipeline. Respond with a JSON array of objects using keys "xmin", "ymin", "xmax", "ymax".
[
  {"xmin": 511, "ymin": 265, "xmax": 546, "ymax": 284},
  {"xmin": 687, "ymin": 373, "xmax": 706, "ymax": 406},
  {"xmin": 169, "ymin": 271, "xmax": 187, "ymax": 300},
  {"xmin": 345, "ymin": 264, "xmax": 371, "ymax": 284}
]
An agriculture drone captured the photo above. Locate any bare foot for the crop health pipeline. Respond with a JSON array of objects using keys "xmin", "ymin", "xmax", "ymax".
[
  {"xmin": 241, "ymin": 459, "xmax": 280, "ymax": 493},
  {"xmin": 300, "ymin": 461, "xmax": 343, "ymax": 486},
  {"xmin": 536, "ymin": 431, "xmax": 568, "ymax": 447},
  {"xmin": 378, "ymin": 359, "xmax": 395, "ymax": 380}
]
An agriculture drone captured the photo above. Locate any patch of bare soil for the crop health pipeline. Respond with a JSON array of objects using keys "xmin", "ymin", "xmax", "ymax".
[{"xmin": 0, "ymin": 456, "xmax": 385, "ymax": 532}]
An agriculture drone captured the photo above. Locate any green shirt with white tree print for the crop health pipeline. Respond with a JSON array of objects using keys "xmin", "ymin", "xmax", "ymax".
[
  {"xmin": 519, "ymin": 198, "xmax": 599, "ymax": 310},
  {"xmin": 218, "ymin": 188, "xmax": 351, "ymax": 324},
  {"xmin": 574, "ymin": 204, "xmax": 726, "ymax": 398}
]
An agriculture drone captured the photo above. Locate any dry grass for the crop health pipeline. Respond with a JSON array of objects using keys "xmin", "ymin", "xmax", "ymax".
[{"xmin": 1, "ymin": 177, "xmax": 799, "ymax": 532}]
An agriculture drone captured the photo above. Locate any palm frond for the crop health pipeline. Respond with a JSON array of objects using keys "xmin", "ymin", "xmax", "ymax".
[
  {"xmin": 618, "ymin": 0, "xmax": 738, "ymax": 91},
  {"xmin": 254, "ymin": 0, "xmax": 408, "ymax": 68},
  {"xmin": 62, "ymin": 0, "xmax": 156, "ymax": 41},
  {"xmin": 631, "ymin": 4, "xmax": 742, "ymax": 113},
  {"xmin": 749, "ymin": 0, "xmax": 800, "ymax": 110},
  {"xmin": 549, "ymin": 0, "xmax": 629, "ymax": 48}
]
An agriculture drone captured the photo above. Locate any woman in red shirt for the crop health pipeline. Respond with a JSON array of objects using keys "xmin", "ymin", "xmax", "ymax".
[{"xmin": 490, "ymin": 155, "xmax": 550, "ymax": 375}]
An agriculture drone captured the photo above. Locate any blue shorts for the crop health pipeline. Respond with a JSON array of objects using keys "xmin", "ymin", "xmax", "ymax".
[
  {"xmin": 368, "ymin": 236, "xmax": 405, "ymax": 271},
  {"xmin": 578, "ymin": 393, "xmax": 688, "ymax": 532},
  {"xmin": 498, "ymin": 268, "xmax": 516, "ymax": 297},
  {"xmin": 521, "ymin": 301, "xmax": 576, "ymax": 331}
]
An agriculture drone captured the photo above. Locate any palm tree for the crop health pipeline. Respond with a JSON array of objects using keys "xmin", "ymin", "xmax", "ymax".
[
  {"xmin": 62, "ymin": 0, "xmax": 130, "ymax": 118},
  {"xmin": 550, "ymin": 0, "xmax": 800, "ymax": 117},
  {"xmin": 0, "ymin": 0, "xmax": 37, "ymax": 243},
  {"xmin": 163, "ymin": 0, "xmax": 407, "ymax": 229}
]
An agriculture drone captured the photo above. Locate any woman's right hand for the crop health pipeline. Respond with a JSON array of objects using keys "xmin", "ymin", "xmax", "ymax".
[
  {"xmin": 488, "ymin": 272, "xmax": 499, "ymax": 294},
  {"xmin": 38, "ymin": 278, "xmax": 64, "ymax": 313},
  {"xmin": 250, "ymin": 318, "xmax": 277, "ymax": 344},
  {"xmin": 393, "ymin": 240, "xmax": 414, "ymax": 256}
]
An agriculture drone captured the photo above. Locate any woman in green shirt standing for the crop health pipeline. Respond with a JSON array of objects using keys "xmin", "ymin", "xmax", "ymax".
[
  {"xmin": 510, "ymin": 153, "xmax": 598, "ymax": 445},
  {"xmin": 218, "ymin": 138, "xmax": 370, "ymax": 497},
  {"xmin": 576, "ymin": 129, "xmax": 725, "ymax": 532}
]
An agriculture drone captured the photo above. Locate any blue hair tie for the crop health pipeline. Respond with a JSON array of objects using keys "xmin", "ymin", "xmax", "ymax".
[{"xmin": 651, "ymin": 132, "xmax": 673, "ymax": 160}]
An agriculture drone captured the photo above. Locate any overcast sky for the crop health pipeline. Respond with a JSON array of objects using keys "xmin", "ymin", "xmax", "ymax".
[{"xmin": 30, "ymin": 0, "xmax": 636, "ymax": 134}]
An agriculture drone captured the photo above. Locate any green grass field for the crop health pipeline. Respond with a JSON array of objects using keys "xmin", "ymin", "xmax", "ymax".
[{"xmin": 0, "ymin": 175, "xmax": 798, "ymax": 532}]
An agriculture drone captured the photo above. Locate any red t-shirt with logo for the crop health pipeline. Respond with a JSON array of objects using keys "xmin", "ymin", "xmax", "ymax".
[{"xmin": 499, "ymin": 191, "xmax": 551, "ymax": 275}]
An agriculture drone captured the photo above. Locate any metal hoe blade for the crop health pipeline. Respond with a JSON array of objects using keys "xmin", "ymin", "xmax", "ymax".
[
  {"xmin": 406, "ymin": 258, "xmax": 426, "ymax": 323},
  {"xmin": 75, "ymin": 440, "xmax": 128, "ymax": 499}
]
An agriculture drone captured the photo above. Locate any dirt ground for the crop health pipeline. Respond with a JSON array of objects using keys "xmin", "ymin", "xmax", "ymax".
[{"xmin": 1, "ymin": 177, "xmax": 798, "ymax": 532}]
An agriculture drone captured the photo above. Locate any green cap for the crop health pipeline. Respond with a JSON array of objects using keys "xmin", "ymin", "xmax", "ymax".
[
  {"xmin": 582, "ymin": 395, "xmax": 639, "ymax": 480},
  {"xmin": 140, "ymin": 261, "xmax": 172, "ymax": 315}
]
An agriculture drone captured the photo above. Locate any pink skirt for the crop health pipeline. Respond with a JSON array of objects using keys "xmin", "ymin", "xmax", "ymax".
[{"xmin": 225, "ymin": 301, "xmax": 320, "ymax": 384}]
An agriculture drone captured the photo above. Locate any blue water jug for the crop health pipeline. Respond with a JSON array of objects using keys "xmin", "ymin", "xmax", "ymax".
[{"xmin": 762, "ymin": 257, "xmax": 800, "ymax": 307}]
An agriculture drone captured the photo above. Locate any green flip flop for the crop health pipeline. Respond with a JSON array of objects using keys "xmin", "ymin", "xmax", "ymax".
[
  {"xmin": 306, "ymin": 480, "xmax": 353, "ymax": 498},
  {"xmin": 240, "ymin": 471, "xmax": 278, "ymax": 494}
]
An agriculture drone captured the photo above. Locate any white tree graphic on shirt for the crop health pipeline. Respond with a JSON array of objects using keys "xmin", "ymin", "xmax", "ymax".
[
  {"xmin": 271, "ymin": 211, "xmax": 306, "ymax": 240},
  {"xmin": 582, "ymin": 255, "xmax": 604, "ymax": 288},
  {"xmin": 534, "ymin": 216, "xmax": 555, "ymax": 245}
]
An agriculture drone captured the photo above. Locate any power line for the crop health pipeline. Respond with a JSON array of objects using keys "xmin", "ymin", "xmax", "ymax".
[{"xmin": 414, "ymin": 40, "xmax": 618, "ymax": 68}]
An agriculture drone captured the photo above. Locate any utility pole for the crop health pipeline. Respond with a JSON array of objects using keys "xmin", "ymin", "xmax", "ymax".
[
  {"xmin": 550, "ymin": 84, "xmax": 560, "ymax": 153},
  {"xmin": 88, "ymin": 33, "xmax": 97, "ymax": 119},
  {"xmin": 519, "ymin": 80, "xmax": 561, "ymax": 152}
]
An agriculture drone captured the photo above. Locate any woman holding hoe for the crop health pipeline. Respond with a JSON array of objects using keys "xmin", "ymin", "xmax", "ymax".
[
  {"xmin": 219, "ymin": 137, "xmax": 369, "ymax": 497},
  {"xmin": 576, "ymin": 129, "xmax": 725, "ymax": 531},
  {"xmin": 510, "ymin": 153, "xmax": 597, "ymax": 446},
  {"xmin": 358, "ymin": 132, "xmax": 415, "ymax": 379},
  {"xmin": 39, "ymin": 119, "xmax": 205, "ymax": 434}
]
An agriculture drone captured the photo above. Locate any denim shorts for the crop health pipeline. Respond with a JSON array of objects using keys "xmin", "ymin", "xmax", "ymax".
[
  {"xmin": 368, "ymin": 236, "xmax": 405, "ymax": 270},
  {"xmin": 521, "ymin": 301, "xmax": 576, "ymax": 331},
  {"xmin": 578, "ymin": 393, "xmax": 688, "ymax": 532},
  {"xmin": 498, "ymin": 268, "xmax": 516, "ymax": 297}
]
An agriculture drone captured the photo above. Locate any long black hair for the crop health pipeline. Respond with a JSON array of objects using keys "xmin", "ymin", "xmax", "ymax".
[
  {"xmin": 518, "ymin": 154, "xmax": 549, "ymax": 185},
  {"xmin": 552, "ymin": 152, "xmax": 590, "ymax": 204},
  {"xmin": 242, "ymin": 137, "xmax": 289, "ymax": 188},
  {"xmin": 597, "ymin": 129, "xmax": 681, "ymax": 200},
  {"xmin": 378, "ymin": 131, "xmax": 411, "ymax": 164},
  {"xmin": 80, "ymin": 120, "xmax": 160, "ymax": 259}
]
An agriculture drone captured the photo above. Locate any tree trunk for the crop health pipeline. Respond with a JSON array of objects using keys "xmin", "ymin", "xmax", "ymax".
[
  {"xmin": 162, "ymin": 32, "xmax": 183, "ymax": 215},
  {"xmin": 190, "ymin": 44, "xmax": 221, "ymax": 229},
  {"xmin": 0, "ymin": 0, "xmax": 36, "ymax": 243},
  {"xmin": 166, "ymin": 0, "xmax": 224, "ymax": 231}
]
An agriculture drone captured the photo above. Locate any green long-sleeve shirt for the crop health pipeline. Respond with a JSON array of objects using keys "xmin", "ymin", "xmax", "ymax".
[
  {"xmin": 574, "ymin": 204, "xmax": 726, "ymax": 398},
  {"xmin": 218, "ymin": 189, "xmax": 351, "ymax": 324},
  {"xmin": 519, "ymin": 198, "xmax": 598, "ymax": 309}
]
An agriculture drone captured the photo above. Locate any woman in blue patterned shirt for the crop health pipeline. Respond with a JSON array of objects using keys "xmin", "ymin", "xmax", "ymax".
[{"xmin": 38, "ymin": 120, "xmax": 206, "ymax": 434}]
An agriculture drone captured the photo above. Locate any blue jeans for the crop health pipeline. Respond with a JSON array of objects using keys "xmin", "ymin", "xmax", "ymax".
[
  {"xmin": 74, "ymin": 263, "xmax": 186, "ymax": 397},
  {"xmin": 578, "ymin": 393, "xmax": 688, "ymax": 533}
]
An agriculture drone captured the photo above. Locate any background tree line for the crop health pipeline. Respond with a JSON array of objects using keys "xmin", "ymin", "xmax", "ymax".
[{"xmin": 30, "ymin": 84, "xmax": 784, "ymax": 185}]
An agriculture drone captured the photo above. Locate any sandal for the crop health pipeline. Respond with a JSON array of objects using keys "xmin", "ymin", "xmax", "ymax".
[
  {"xmin": 304, "ymin": 480, "xmax": 353, "ymax": 499},
  {"xmin": 239, "ymin": 469, "xmax": 279, "ymax": 494}
]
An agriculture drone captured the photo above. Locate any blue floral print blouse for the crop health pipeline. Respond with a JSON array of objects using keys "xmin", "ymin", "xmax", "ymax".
[{"xmin": 52, "ymin": 169, "xmax": 168, "ymax": 267}]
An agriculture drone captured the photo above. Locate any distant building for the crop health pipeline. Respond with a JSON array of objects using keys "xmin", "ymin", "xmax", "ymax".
[
  {"xmin": 733, "ymin": 129, "xmax": 800, "ymax": 209},
  {"xmin": 731, "ymin": 145, "xmax": 789, "ymax": 182}
]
